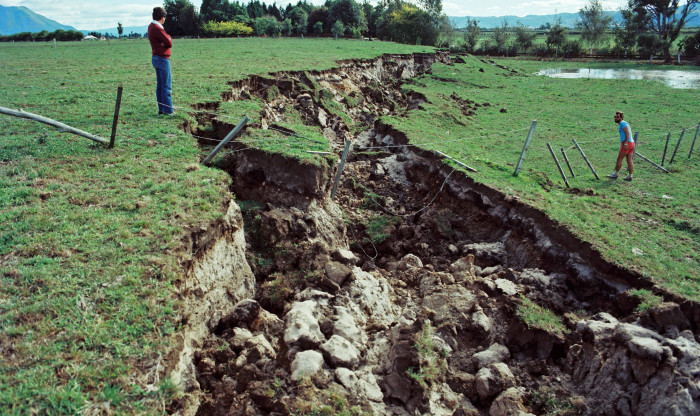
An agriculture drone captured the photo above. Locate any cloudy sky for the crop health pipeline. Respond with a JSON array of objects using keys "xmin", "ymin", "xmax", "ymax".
[{"xmin": 1, "ymin": 0, "xmax": 628, "ymax": 30}]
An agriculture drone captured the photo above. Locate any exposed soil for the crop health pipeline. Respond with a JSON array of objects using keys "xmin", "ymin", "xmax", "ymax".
[{"xmin": 175, "ymin": 53, "xmax": 700, "ymax": 416}]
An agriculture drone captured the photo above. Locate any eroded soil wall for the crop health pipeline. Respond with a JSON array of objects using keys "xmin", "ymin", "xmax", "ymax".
[{"xmin": 176, "ymin": 53, "xmax": 700, "ymax": 416}]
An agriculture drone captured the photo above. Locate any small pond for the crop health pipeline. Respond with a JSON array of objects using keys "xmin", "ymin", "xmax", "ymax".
[{"xmin": 537, "ymin": 68, "xmax": 700, "ymax": 89}]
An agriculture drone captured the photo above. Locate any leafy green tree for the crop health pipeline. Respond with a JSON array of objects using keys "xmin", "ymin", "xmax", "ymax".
[
  {"xmin": 679, "ymin": 28, "xmax": 700, "ymax": 63},
  {"xmin": 463, "ymin": 18, "xmax": 480, "ymax": 52},
  {"xmin": 200, "ymin": 0, "xmax": 228, "ymax": 22},
  {"xmin": 117, "ymin": 22, "xmax": 123, "ymax": 37},
  {"xmin": 418, "ymin": 0, "xmax": 442, "ymax": 24},
  {"xmin": 247, "ymin": 0, "xmax": 265, "ymax": 19},
  {"xmin": 288, "ymin": 7, "xmax": 309, "ymax": 35},
  {"xmin": 331, "ymin": 20, "xmax": 346, "ymax": 38},
  {"xmin": 164, "ymin": 0, "xmax": 200, "ymax": 36},
  {"xmin": 308, "ymin": 7, "xmax": 330, "ymax": 35},
  {"xmin": 314, "ymin": 21, "xmax": 324, "ymax": 37},
  {"xmin": 269, "ymin": 4, "xmax": 283, "ymax": 21},
  {"xmin": 613, "ymin": 7, "xmax": 644, "ymax": 57},
  {"xmin": 282, "ymin": 18, "xmax": 293, "ymax": 36},
  {"xmin": 492, "ymin": 21, "xmax": 510, "ymax": 53},
  {"xmin": 513, "ymin": 24, "xmax": 535, "ymax": 53},
  {"xmin": 546, "ymin": 21, "xmax": 568, "ymax": 57},
  {"xmin": 383, "ymin": 3, "xmax": 438, "ymax": 45},
  {"xmin": 578, "ymin": 0, "xmax": 612, "ymax": 54},
  {"xmin": 329, "ymin": 0, "xmax": 366, "ymax": 33},
  {"xmin": 627, "ymin": 0, "xmax": 699, "ymax": 63}
]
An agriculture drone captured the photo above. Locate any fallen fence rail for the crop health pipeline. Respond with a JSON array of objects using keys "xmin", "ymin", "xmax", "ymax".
[{"xmin": 0, "ymin": 105, "xmax": 108, "ymax": 145}]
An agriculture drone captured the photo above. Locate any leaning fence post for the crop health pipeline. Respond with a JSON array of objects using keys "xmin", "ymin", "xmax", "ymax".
[
  {"xmin": 513, "ymin": 120, "xmax": 537, "ymax": 176},
  {"xmin": 661, "ymin": 132, "xmax": 671, "ymax": 165},
  {"xmin": 109, "ymin": 85, "xmax": 123, "ymax": 149},
  {"xmin": 669, "ymin": 128, "xmax": 685, "ymax": 164},
  {"xmin": 561, "ymin": 148, "xmax": 575, "ymax": 177},
  {"xmin": 689, "ymin": 124, "xmax": 699, "ymax": 158},
  {"xmin": 331, "ymin": 139, "xmax": 352, "ymax": 199},
  {"xmin": 202, "ymin": 116, "xmax": 249, "ymax": 165},
  {"xmin": 547, "ymin": 143, "xmax": 569, "ymax": 188},
  {"xmin": 634, "ymin": 151, "xmax": 670, "ymax": 173},
  {"xmin": 572, "ymin": 138, "xmax": 599, "ymax": 179}
]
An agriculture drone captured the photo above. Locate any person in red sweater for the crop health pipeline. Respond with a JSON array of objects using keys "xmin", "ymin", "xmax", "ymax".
[{"xmin": 148, "ymin": 7, "xmax": 174, "ymax": 115}]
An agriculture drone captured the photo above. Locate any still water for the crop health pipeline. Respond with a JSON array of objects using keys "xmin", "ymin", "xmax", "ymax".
[{"xmin": 538, "ymin": 68, "xmax": 700, "ymax": 89}]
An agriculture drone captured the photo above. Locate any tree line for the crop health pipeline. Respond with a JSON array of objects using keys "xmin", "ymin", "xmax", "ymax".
[
  {"xmin": 0, "ymin": 29, "xmax": 84, "ymax": 42},
  {"xmin": 163, "ymin": 0, "xmax": 451, "ymax": 45},
  {"xmin": 453, "ymin": 0, "xmax": 699, "ymax": 64}
]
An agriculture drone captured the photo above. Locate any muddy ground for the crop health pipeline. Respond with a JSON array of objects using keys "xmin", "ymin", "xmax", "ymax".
[{"xmin": 172, "ymin": 54, "xmax": 700, "ymax": 416}]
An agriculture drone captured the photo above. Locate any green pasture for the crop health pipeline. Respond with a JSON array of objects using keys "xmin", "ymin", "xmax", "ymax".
[
  {"xmin": 0, "ymin": 37, "xmax": 431, "ymax": 414},
  {"xmin": 0, "ymin": 37, "xmax": 698, "ymax": 414}
]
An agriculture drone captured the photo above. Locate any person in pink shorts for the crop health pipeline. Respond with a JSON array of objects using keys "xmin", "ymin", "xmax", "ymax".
[{"xmin": 608, "ymin": 111, "xmax": 634, "ymax": 181}]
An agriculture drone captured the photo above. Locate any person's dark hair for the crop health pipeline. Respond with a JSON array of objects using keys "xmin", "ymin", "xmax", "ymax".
[
  {"xmin": 153, "ymin": 7, "xmax": 166, "ymax": 21},
  {"xmin": 615, "ymin": 111, "xmax": 624, "ymax": 120}
]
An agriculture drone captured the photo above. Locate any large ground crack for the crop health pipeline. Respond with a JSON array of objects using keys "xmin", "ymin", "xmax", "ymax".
[{"xmin": 178, "ymin": 53, "xmax": 700, "ymax": 416}]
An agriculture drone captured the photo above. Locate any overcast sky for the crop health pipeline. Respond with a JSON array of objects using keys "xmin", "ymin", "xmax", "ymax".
[{"xmin": 1, "ymin": 0, "xmax": 628, "ymax": 30}]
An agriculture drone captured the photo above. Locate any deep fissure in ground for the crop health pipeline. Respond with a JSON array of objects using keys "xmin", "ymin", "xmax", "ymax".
[{"xmin": 179, "ymin": 54, "xmax": 700, "ymax": 415}]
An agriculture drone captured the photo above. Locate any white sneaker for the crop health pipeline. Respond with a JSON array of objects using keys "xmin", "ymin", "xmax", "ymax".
[
  {"xmin": 607, "ymin": 172, "xmax": 618, "ymax": 179},
  {"xmin": 623, "ymin": 175, "xmax": 632, "ymax": 181}
]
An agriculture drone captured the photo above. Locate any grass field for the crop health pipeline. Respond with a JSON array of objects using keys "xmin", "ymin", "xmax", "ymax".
[
  {"xmin": 0, "ymin": 37, "xmax": 698, "ymax": 413},
  {"xmin": 0, "ymin": 38, "xmax": 432, "ymax": 414},
  {"xmin": 389, "ymin": 56, "xmax": 699, "ymax": 296}
]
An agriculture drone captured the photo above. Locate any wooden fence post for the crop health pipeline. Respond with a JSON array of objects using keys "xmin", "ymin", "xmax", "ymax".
[
  {"xmin": 109, "ymin": 85, "xmax": 123, "ymax": 149},
  {"xmin": 669, "ymin": 128, "xmax": 685, "ymax": 164},
  {"xmin": 331, "ymin": 139, "xmax": 352, "ymax": 199},
  {"xmin": 661, "ymin": 132, "xmax": 671, "ymax": 165},
  {"xmin": 561, "ymin": 148, "xmax": 575, "ymax": 177},
  {"xmin": 513, "ymin": 120, "xmax": 537, "ymax": 176},
  {"xmin": 547, "ymin": 143, "xmax": 569, "ymax": 188},
  {"xmin": 572, "ymin": 138, "xmax": 599, "ymax": 179},
  {"xmin": 689, "ymin": 124, "xmax": 699, "ymax": 158},
  {"xmin": 202, "ymin": 116, "xmax": 249, "ymax": 165},
  {"xmin": 631, "ymin": 132, "xmax": 638, "ymax": 163}
]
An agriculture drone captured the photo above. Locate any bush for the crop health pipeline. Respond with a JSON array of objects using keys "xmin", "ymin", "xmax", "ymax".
[
  {"xmin": 561, "ymin": 40, "xmax": 582, "ymax": 58},
  {"xmin": 201, "ymin": 20, "xmax": 253, "ymax": 37},
  {"xmin": 680, "ymin": 29, "xmax": 700, "ymax": 65}
]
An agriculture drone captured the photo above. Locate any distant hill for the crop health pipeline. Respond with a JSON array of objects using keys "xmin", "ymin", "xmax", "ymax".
[
  {"xmin": 450, "ymin": 10, "xmax": 700, "ymax": 29},
  {"xmin": 80, "ymin": 26, "xmax": 149, "ymax": 37},
  {"xmin": 0, "ymin": 5, "xmax": 76, "ymax": 35}
]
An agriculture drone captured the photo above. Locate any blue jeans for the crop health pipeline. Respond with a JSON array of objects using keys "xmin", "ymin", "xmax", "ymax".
[{"xmin": 152, "ymin": 55, "xmax": 173, "ymax": 114}]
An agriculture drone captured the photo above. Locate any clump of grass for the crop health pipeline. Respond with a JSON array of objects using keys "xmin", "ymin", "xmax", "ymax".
[
  {"xmin": 407, "ymin": 321, "xmax": 447, "ymax": 389},
  {"xmin": 363, "ymin": 214, "xmax": 400, "ymax": 244},
  {"xmin": 260, "ymin": 273, "xmax": 294, "ymax": 305},
  {"xmin": 517, "ymin": 295, "xmax": 569, "ymax": 337},
  {"xmin": 528, "ymin": 387, "xmax": 585, "ymax": 415},
  {"xmin": 628, "ymin": 288, "xmax": 664, "ymax": 312}
]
